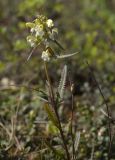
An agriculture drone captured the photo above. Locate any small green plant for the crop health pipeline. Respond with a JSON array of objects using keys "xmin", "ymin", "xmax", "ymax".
[
  {"xmin": 0, "ymin": 10, "xmax": 113, "ymax": 159},
  {"xmin": 26, "ymin": 15, "xmax": 78, "ymax": 160},
  {"xmin": 25, "ymin": 14, "xmax": 114, "ymax": 160}
]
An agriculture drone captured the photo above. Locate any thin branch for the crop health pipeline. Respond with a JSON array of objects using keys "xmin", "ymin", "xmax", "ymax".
[
  {"xmin": 0, "ymin": 122, "xmax": 11, "ymax": 137},
  {"xmin": 86, "ymin": 60, "xmax": 112, "ymax": 160},
  {"xmin": 100, "ymin": 109, "xmax": 115, "ymax": 124},
  {"xmin": 53, "ymin": 40, "xmax": 65, "ymax": 50},
  {"xmin": 69, "ymin": 80, "xmax": 75, "ymax": 159},
  {"xmin": 0, "ymin": 84, "xmax": 40, "ymax": 92},
  {"xmin": 90, "ymin": 140, "xmax": 95, "ymax": 160},
  {"xmin": 27, "ymin": 45, "xmax": 39, "ymax": 61}
]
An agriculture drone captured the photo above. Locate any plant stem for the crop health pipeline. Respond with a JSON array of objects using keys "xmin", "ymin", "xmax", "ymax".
[
  {"xmin": 70, "ymin": 82, "xmax": 75, "ymax": 159},
  {"xmin": 44, "ymin": 62, "xmax": 70, "ymax": 160},
  {"xmin": 72, "ymin": 94, "xmax": 75, "ymax": 159}
]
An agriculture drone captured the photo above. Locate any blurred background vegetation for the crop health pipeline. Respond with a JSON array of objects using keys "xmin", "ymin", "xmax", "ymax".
[{"xmin": 0, "ymin": 0, "xmax": 115, "ymax": 159}]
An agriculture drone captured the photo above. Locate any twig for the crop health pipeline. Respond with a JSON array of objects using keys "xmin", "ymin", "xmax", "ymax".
[
  {"xmin": 70, "ymin": 81, "xmax": 75, "ymax": 159},
  {"xmin": 86, "ymin": 60, "xmax": 112, "ymax": 160},
  {"xmin": 90, "ymin": 142, "xmax": 95, "ymax": 160},
  {"xmin": 53, "ymin": 40, "xmax": 65, "ymax": 50},
  {"xmin": 101, "ymin": 109, "xmax": 115, "ymax": 124}
]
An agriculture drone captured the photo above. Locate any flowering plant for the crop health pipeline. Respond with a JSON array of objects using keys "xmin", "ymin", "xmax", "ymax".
[
  {"xmin": 26, "ymin": 15, "xmax": 78, "ymax": 61},
  {"xmin": 26, "ymin": 14, "xmax": 80, "ymax": 160},
  {"xmin": 26, "ymin": 15, "xmax": 59, "ymax": 61}
]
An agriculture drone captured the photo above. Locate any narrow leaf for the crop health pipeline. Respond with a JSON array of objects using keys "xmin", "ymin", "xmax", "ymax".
[
  {"xmin": 26, "ymin": 22, "xmax": 34, "ymax": 28},
  {"xmin": 74, "ymin": 131, "xmax": 80, "ymax": 152},
  {"xmin": 57, "ymin": 52, "xmax": 78, "ymax": 59},
  {"xmin": 53, "ymin": 40, "xmax": 65, "ymax": 50},
  {"xmin": 58, "ymin": 65, "xmax": 67, "ymax": 99},
  {"xmin": 38, "ymin": 90, "xmax": 49, "ymax": 102},
  {"xmin": 44, "ymin": 104, "xmax": 59, "ymax": 128}
]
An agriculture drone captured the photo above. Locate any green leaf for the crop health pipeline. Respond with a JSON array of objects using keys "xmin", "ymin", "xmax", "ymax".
[
  {"xmin": 47, "ymin": 121, "xmax": 59, "ymax": 135},
  {"xmin": 38, "ymin": 90, "xmax": 49, "ymax": 102},
  {"xmin": 26, "ymin": 22, "xmax": 34, "ymax": 28},
  {"xmin": 44, "ymin": 104, "xmax": 59, "ymax": 128}
]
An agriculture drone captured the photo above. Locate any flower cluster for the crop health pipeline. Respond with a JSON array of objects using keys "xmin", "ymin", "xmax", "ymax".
[
  {"xmin": 41, "ymin": 49, "xmax": 51, "ymax": 62},
  {"xmin": 26, "ymin": 15, "xmax": 58, "ymax": 61}
]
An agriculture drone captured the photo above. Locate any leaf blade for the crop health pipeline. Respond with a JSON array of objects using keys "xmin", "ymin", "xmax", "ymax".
[{"xmin": 44, "ymin": 103, "xmax": 59, "ymax": 128}]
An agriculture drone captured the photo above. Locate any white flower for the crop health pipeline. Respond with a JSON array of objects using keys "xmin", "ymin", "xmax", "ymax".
[
  {"xmin": 46, "ymin": 19, "xmax": 54, "ymax": 28},
  {"xmin": 30, "ymin": 42, "xmax": 35, "ymax": 47},
  {"xmin": 48, "ymin": 28, "xmax": 58, "ymax": 40},
  {"xmin": 27, "ymin": 39, "xmax": 35, "ymax": 47},
  {"xmin": 35, "ymin": 25, "xmax": 44, "ymax": 37},
  {"xmin": 44, "ymin": 39, "xmax": 50, "ymax": 47},
  {"xmin": 27, "ymin": 36, "xmax": 36, "ymax": 47},
  {"xmin": 98, "ymin": 127, "xmax": 106, "ymax": 137},
  {"xmin": 41, "ymin": 50, "xmax": 50, "ymax": 61},
  {"xmin": 30, "ymin": 28, "xmax": 35, "ymax": 33},
  {"xmin": 49, "ymin": 31, "xmax": 54, "ymax": 40}
]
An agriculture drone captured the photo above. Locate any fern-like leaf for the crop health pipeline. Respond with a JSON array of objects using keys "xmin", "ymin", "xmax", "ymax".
[{"xmin": 58, "ymin": 65, "xmax": 67, "ymax": 99}]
